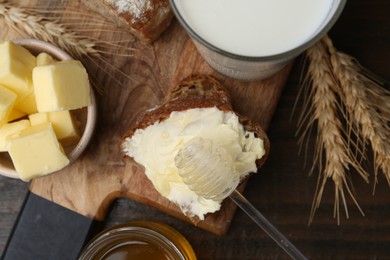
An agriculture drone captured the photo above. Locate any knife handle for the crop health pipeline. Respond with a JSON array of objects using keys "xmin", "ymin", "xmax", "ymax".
[{"xmin": 1, "ymin": 192, "xmax": 101, "ymax": 260}]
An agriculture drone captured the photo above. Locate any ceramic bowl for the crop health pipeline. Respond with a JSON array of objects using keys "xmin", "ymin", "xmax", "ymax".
[{"xmin": 0, "ymin": 38, "xmax": 97, "ymax": 179}]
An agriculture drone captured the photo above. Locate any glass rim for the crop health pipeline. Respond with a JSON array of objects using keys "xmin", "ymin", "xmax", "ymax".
[
  {"xmin": 80, "ymin": 226, "xmax": 184, "ymax": 259},
  {"xmin": 169, "ymin": 0, "xmax": 347, "ymax": 62},
  {"xmin": 78, "ymin": 221, "xmax": 196, "ymax": 260}
]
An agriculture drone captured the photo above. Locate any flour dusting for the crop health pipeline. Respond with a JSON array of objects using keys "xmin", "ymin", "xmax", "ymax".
[{"xmin": 107, "ymin": 0, "xmax": 153, "ymax": 20}]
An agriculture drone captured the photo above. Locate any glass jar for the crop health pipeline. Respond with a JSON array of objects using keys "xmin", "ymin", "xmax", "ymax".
[
  {"xmin": 170, "ymin": 0, "xmax": 346, "ymax": 81},
  {"xmin": 79, "ymin": 221, "xmax": 196, "ymax": 260}
]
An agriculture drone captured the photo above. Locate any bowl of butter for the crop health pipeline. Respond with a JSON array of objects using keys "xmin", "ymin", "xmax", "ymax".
[{"xmin": 0, "ymin": 39, "xmax": 96, "ymax": 181}]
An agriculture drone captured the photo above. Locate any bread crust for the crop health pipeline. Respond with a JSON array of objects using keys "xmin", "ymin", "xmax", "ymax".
[{"xmin": 81, "ymin": 0, "xmax": 173, "ymax": 43}]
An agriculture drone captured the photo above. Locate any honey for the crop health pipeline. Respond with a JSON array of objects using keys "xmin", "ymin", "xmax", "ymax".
[{"xmin": 79, "ymin": 221, "xmax": 196, "ymax": 260}]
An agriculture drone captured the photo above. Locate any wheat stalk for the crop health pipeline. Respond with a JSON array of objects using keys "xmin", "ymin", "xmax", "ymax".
[
  {"xmin": 300, "ymin": 34, "xmax": 390, "ymax": 224},
  {"xmin": 300, "ymin": 39, "xmax": 368, "ymax": 225},
  {"xmin": 0, "ymin": 0, "xmax": 135, "ymax": 92},
  {"xmin": 323, "ymin": 36, "xmax": 390, "ymax": 189},
  {"xmin": 6, "ymin": 11, "xmax": 86, "ymax": 56},
  {"xmin": 0, "ymin": 1, "xmax": 100, "ymax": 57}
]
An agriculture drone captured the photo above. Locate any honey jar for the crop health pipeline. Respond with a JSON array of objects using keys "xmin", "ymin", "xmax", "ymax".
[{"xmin": 79, "ymin": 220, "xmax": 196, "ymax": 260}]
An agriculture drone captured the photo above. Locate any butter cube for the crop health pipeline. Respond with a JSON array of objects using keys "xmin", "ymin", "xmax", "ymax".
[
  {"xmin": 28, "ymin": 112, "xmax": 49, "ymax": 125},
  {"xmin": 29, "ymin": 110, "xmax": 79, "ymax": 145},
  {"xmin": 0, "ymin": 84, "xmax": 17, "ymax": 127},
  {"xmin": 7, "ymin": 109, "xmax": 27, "ymax": 123},
  {"xmin": 7, "ymin": 122, "xmax": 69, "ymax": 181},
  {"xmin": 0, "ymin": 41, "xmax": 36, "ymax": 103},
  {"xmin": 14, "ymin": 89, "xmax": 38, "ymax": 114},
  {"xmin": 0, "ymin": 119, "xmax": 30, "ymax": 151},
  {"xmin": 36, "ymin": 52, "xmax": 55, "ymax": 66},
  {"xmin": 32, "ymin": 60, "xmax": 91, "ymax": 112}
]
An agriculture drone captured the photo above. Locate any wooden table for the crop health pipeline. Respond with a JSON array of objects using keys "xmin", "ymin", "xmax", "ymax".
[{"xmin": 0, "ymin": 0, "xmax": 389, "ymax": 259}]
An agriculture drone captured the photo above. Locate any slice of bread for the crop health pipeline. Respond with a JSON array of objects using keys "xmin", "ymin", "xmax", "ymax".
[
  {"xmin": 123, "ymin": 74, "xmax": 270, "ymax": 170},
  {"xmin": 81, "ymin": 0, "xmax": 174, "ymax": 43},
  {"xmin": 121, "ymin": 74, "xmax": 270, "ymax": 223}
]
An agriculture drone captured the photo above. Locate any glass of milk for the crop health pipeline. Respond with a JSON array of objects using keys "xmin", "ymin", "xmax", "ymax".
[{"xmin": 170, "ymin": 0, "xmax": 346, "ymax": 81}]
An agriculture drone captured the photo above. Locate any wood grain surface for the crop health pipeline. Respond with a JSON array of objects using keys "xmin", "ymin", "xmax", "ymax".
[
  {"xmin": 0, "ymin": 0, "xmax": 291, "ymax": 236},
  {"xmin": 1, "ymin": 0, "xmax": 389, "ymax": 259}
]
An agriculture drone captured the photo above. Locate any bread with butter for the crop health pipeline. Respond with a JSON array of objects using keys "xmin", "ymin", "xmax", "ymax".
[
  {"xmin": 121, "ymin": 74, "xmax": 270, "ymax": 223},
  {"xmin": 123, "ymin": 74, "xmax": 270, "ymax": 177}
]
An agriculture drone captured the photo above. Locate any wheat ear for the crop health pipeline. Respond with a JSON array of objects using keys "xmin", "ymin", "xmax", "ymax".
[
  {"xmin": 301, "ymin": 40, "xmax": 367, "ymax": 225},
  {"xmin": 323, "ymin": 36, "xmax": 390, "ymax": 189},
  {"xmin": 0, "ymin": 2, "xmax": 100, "ymax": 57}
]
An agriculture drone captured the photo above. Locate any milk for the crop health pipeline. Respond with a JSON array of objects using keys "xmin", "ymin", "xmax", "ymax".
[{"xmin": 173, "ymin": 0, "xmax": 333, "ymax": 57}]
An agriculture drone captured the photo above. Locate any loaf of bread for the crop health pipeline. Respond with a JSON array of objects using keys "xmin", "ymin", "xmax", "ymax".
[
  {"xmin": 81, "ymin": 0, "xmax": 174, "ymax": 43},
  {"xmin": 121, "ymin": 75, "xmax": 270, "ymax": 222}
]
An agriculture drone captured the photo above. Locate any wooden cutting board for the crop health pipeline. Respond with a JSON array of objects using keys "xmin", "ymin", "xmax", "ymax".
[{"xmin": 1, "ymin": 0, "xmax": 292, "ymax": 236}]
